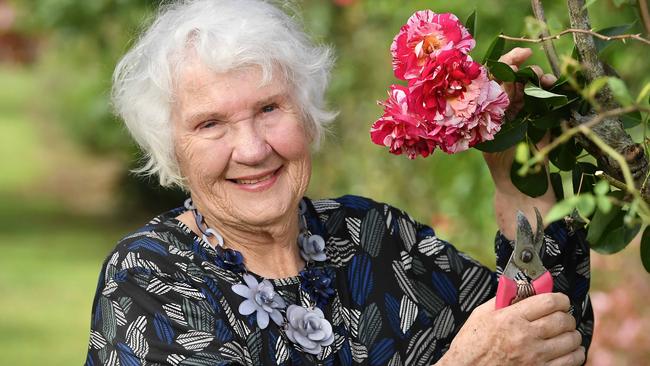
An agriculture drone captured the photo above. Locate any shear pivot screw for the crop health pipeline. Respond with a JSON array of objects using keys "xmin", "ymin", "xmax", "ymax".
[{"xmin": 521, "ymin": 249, "xmax": 533, "ymax": 263}]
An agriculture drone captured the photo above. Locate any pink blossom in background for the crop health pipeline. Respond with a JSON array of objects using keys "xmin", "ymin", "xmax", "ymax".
[
  {"xmin": 332, "ymin": 0, "xmax": 357, "ymax": 6},
  {"xmin": 391, "ymin": 10, "xmax": 475, "ymax": 80},
  {"xmin": 370, "ymin": 85, "xmax": 437, "ymax": 159}
]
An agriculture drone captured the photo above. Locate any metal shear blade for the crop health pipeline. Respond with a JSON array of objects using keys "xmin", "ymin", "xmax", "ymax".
[
  {"xmin": 496, "ymin": 207, "xmax": 553, "ymax": 309},
  {"xmin": 503, "ymin": 208, "xmax": 546, "ymax": 280}
]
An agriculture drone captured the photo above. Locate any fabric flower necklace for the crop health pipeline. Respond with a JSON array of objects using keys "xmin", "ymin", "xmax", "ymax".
[{"xmin": 184, "ymin": 198, "xmax": 336, "ymax": 355}]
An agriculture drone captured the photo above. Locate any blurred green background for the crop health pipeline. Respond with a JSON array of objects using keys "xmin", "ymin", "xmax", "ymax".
[{"xmin": 1, "ymin": 0, "xmax": 649, "ymax": 364}]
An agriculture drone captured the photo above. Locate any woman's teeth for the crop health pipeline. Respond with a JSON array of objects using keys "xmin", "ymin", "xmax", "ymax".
[{"xmin": 235, "ymin": 173, "xmax": 274, "ymax": 185}]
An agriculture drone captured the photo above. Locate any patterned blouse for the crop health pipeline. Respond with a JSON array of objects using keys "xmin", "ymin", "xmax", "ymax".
[{"xmin": 85, "ymin": 195, "xmax": 592, "ymax": 365}]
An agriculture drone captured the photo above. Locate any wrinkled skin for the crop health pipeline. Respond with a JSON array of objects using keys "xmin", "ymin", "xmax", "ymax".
[{"xmin": 438, "ymin": 294, "xmax": 584, "ymax": 366}]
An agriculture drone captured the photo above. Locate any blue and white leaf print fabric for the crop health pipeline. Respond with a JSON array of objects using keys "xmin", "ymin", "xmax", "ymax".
[{"xmin": 86, "ymin": 195, "xmax": 593, "ymax": 365}]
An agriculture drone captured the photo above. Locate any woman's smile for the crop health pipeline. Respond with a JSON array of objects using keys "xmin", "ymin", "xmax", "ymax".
[{"xmin": 227, "ymin": 166, "xmax": 283, "ymax": 192}]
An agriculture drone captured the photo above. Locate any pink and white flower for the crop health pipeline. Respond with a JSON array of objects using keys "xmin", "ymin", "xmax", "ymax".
[
  {"xmin": 372, "ymin": 11, "xmax": 510, "ymax": 156},
  {"xmin": 370, "ymin": 84, "xmax": 437, "ymax": 159},
  {"xmin": 391, "ymin": 10, "xmax": 475, "ymax": 80}
]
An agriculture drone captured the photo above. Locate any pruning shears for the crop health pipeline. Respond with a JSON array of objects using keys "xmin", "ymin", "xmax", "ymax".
[{"xmin": 496, "ymin": 208, "xmax": 554, "ymax": 309}]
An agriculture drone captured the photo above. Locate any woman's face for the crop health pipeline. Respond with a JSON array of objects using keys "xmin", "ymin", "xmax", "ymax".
[{"xmin": 171, "ymin": 59, "xmax": 311, "ymax": 228}]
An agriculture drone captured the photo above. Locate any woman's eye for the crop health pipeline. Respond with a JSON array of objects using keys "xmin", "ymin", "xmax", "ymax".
[
  {"xmin": 261, "ymin": 103, "xmax": 278, "ymax": 113},
  {"xmin": 200, "ymin": 120, "xmax": 220, "ymax": 129}
]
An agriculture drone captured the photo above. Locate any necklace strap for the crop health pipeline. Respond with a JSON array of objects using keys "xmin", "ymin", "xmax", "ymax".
[{"xmin": 184, "ymin": 198, "xmax": 225, "ymax": 248}]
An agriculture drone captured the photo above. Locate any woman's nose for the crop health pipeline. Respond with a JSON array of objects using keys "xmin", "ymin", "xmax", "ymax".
[{"xmin": 231, "ymin": 121, "xmax": 272, "ymax": 165}]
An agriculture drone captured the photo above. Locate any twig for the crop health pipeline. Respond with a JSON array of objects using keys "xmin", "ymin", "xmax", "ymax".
[
  {"xmin": 499, "ymin": 28, "xmax": 650, "ymax": 46},
  {"xmin": 530, "ymin": 0, "xmax": 561, "ymax": 77},
  {"xmin": 580, "ymin": 126, "xmax": 635, "ymax": 190},
  {"xmin": 577, "ymin": 124, "xmax": 650, "ymax": 220},
  {"xmin": 524, "ymin": 106, "xmax": 645, "ymax": 169},
  {"xmin": 595, "ymin": 171, "xmax": 629, "ymax": 192},
  {"xmin": 639, "ymin": 0, "xmax": 650, "ymax": 36}
]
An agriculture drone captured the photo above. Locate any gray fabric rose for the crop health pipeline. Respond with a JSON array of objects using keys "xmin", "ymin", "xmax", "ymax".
[
  {"xmin": 232, "ymin": 274, "xmax": 286, "ymax": 329},
  {"xmin": 284, "ymin": 304, "xmax": 334, "ymax": 355},
  {"xmin": 299, "ymin": 233, "xmax": 327, "ymax": 262}
]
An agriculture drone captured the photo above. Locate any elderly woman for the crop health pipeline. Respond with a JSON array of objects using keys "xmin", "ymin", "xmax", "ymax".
[{"xmin": 85, "ymin": 1, "xmax": 592, "ymax": 365}]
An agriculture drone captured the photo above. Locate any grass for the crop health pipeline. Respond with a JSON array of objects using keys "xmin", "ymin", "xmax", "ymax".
[
  {"xmin": 0, "ymin": 218, "xmax": 122, "ymax": 365},
  {"xmin": 0, "ymin": 66, "xmax": 131, "ymax": 365}
]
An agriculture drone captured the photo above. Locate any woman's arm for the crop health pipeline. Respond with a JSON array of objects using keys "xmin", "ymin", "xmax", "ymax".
[{"xmin": 483, "ymin": 47, "xmax": 559, "ymax": 239}]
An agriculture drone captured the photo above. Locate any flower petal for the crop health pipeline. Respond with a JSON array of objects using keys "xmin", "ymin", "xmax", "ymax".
[
  {"xmin": 307, "ymin": 330, "xmax": 325, "ymax": 341},
  {"xmin": 231, "ymin": 284, "xmax": 251, "ymax": 298},
  {"xmin": 269, "ymin": 309, "xmax": 284, "ymax": 326},
  {"xmin": 238, "ymin": 299, "xmax": 257, "ymax": 315},
  {"xmin": 243, "ymin": 273, "xmax": 259, "ymax": 289},
  {"xmin": 294, "ymin": 331, "xmax": 318, "ymax": 349},
  {"xmin": 257, "ymin": 309, "xmax": 270, "ymax": 329}
]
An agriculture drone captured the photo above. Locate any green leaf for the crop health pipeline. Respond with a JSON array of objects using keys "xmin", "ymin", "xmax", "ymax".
[
  {"xmin": 635, "ymin": 82, "xmax": 650, "ymax": 104},
  {"xmin": 622, "ymin": 111, "xmax": 643, "ymax": 129},
  {"xmin": 524, "ymin": 86, "xmax": 569, "ymax": 106},
  {"xmin": 594, "ymin": 180, "xmax": 610, "ymax": 196},
  {"xmin": 465, "ymin": 10, "xmax": 476, "ymax": 37},
  {"xmin": 597, "ymin": 195, "xmax": 612, "ymax": 213},
  {"xmin": 587, "ymin": 193, "xmax": 622, "ymax": 244},
  {"xmin": 588, "ymin": 190, "xmax": 639, "ymax": 254},
  {"xmin": 594, "ymin": 23, "xmax": 634, "ymax": 54},
  {"xmin": 524, "ymin": 16, "xmax": 546, "ymax": 38},
  {"xmin": 511, "ymin": 159, "xmax": 549, "ymax": 197},
  {"xmin": 527, "ymin": 124, "xmax": 547, "ymax": 144},
  {"xmin": 550, "ymin": 172, "xmax": 565, "ymax": 200},
  {"xmin": 641, "ymin": 227, "xmax": 650, "ymax": 273},
  {"xmin": 549, "ymin": 139, "xmax": 578, "ymax": 171},
  {"xmin": 515, "ymin": 66, "xmax": 540, "ymax": 85},
  {"xmin": 583, "ymin": 0, "xmax": 600, "ymax": 9},
  {"xmin": 590, "ymin": 210, "xmax": 640, "ymax": 254},
  {"xmin": 531, "ymin": 102, "xmax": 576, "ymax": 129},
  {"xmin": 546, "ymin": 196, "xmax": 579, "ymax": 223},
  {"xmin": 488, "ymin": 61, "xmax": 516, "ymax": 82},
  {"xmin": 576, "ymin": 194, "xmax": 596, "ymax": 218},
  {"xmin": 474, "ymin": 118, "xmax": 527, "ymax": 152},
  {"xmin": 572, "ymin": 162, "xmax": 598, "ymax": 194},
  {"xmin": 482, "ymin": 34, "xmax": 505, "ymax": 64},
  {"xmin": 515, "ymin": 142, "xmax": 529, "ymax": 163},
  {"xmin": 607, "ymin": 77, "xmax": 634, "ymax": 107}
]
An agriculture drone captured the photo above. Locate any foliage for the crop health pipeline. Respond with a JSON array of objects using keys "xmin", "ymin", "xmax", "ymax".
[
  {"xmin": 467, "ymin": 1, "xmax": 650, "ymax": 270},
  {"xmin": 9, "ymin": 0, "xmax": 650, "ymax": 265}
]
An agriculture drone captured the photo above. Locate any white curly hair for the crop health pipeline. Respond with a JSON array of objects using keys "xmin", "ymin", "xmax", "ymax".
[{"xmin": 112, "ymin": 0, "xmax": 336, "ymax": 188}]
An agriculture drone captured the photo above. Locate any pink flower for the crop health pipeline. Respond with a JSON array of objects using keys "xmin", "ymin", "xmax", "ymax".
[
  {"xmin": 410, "ymin": 49, "xmax": 482, "ymax": 119},
  {"xmin": 372, "ymin": 10, "xmax": 509, "ymax": 156},
  {"xmin": 391, "ymin": 10, "xmax": 475, "ymax": 80},
  {"xmin": 407, "ymin": 50, "xmax": 510, "ymax": 154},
  {"xmin": 370, "ymin": 84, "xmax": 437, "ymax": 159}
]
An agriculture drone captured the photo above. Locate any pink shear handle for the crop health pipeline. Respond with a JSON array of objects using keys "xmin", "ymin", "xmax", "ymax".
[
  {"xmin": 495, "ymin": 271, "xmax": 554, "ymax": 309},
  {"xmin": 531, "ymin": 271, "xmax": 553, "ymax": 295},
  {"xmin": 495, "ymin": 276, "xmax": 518, "ymax": 309}
]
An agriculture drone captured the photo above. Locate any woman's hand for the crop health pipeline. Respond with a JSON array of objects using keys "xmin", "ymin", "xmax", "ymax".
[
  {"xmin": 483, "ymin": 47, "xmax": 559, "ymax": 239},
  {"xmin": 437, "ymin": 293, "xmax": 585, "ymax": 366}
]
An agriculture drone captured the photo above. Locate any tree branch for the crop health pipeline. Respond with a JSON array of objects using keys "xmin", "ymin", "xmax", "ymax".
[
  {"xmin": 523, "ymin": 106, "xmax": 646, "ymax": 169},
  {"xmin": 566, "ymin": 0, "xmax": 650, "ymax": 202},
  {"xmin": 499, "ymin": 28, "xmax": 650, "ymax": 46},
  {"xmin": 530, "ymin": 0, "xmax": 561, "ymax": 77},
  {"xmin": 639, "ymin": 0, "xmax": 650, "ymax": 36}
]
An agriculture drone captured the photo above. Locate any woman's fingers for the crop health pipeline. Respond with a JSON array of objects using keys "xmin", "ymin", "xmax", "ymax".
[
  {"xmin": 499, "ymin": 47, "xmax": 533, "ymax": 68},
  {"xmin": 541, "ymin": 73, "xmax": 558, "ymax": 88},
  {"xmin": 540, "ymin": 331, "xmax": 582, "ymax": 361},
  {"xmin": 529, "ymin": 64, "xmax": 558, "ymax": 88},
  {"xmin": 531, "ymin": 310, "xmax": 577, "ymax": 338},
  {"xmin": 545, "ymin": 346, "xmax": 586, "ymax": 366},
  {"xmin": 512, "ymin": 293, "xmax": 571, "ymax": 322}
]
